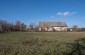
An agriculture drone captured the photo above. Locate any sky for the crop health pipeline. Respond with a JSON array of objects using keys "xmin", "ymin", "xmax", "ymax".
[{"xmin": 0, "ymin": 0, "xmax": 85, "ymax": 28}]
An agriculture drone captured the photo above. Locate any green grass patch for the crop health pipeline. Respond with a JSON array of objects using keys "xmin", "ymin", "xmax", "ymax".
[{"xmin": 0, "ymin": 32, "xmax": 85, "ymax": 55}]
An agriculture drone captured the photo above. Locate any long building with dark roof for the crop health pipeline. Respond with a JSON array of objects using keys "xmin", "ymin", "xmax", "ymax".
[{"xmin": 39, "ymin": 21, "xmax": 67, "ymax": 31}]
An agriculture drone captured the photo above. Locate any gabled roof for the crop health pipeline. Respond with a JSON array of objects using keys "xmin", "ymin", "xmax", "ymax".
[{"xmin": 39, "ymin": 21, "xmax": 67, "ymax": 27}]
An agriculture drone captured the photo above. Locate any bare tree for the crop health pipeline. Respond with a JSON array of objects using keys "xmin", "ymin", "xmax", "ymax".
[
  {"xmin": 72, "ymin": 25, "xmax": 78, "ymax": 31},
  {"xmin": 0, "ymin": 20, "xmax": 27, "ymax": 32},
  {"xmin": 0, "ymin": 20, "xmax": 12, "ymax": 32},
  {"xmin": 29, "ymin": 23, "xmax": 35, "ymax": 32},
  {"xmin": 35, "ymin": 25, "xmax": 39, "ymax": 32},
  {"xmin": 21, "ymin": 23, "xmax": 26, "ymax": 31},
  {"xmin": 15, "ymin": 21, "xmax": 21, "ymax": 31}
]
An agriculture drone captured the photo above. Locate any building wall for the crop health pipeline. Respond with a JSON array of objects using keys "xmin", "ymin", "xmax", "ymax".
[
  {"xmin": 53, "ymin": 27, "xmax": 67, "ymax": 31},
  {"xmin": 44, "ymin": 27, "xmax": 48, "ymax": 31},
  {"xmin": 61, "ymin": 27, "xmax": 67, "ymax": 31},
  {"xmin": 39, "ymin": 27, "xmax": 67, "ymax": 32},
  {"xmin": 39, "ymin": 28, "xmax": 41, "ymax": 31},
  {"xmin": 53, "ymin": 27, "xmax": 61, "ymax": 31},
  {"xmin": 48, "ymin": 28, "xmax": 53, "ymax": 31}
]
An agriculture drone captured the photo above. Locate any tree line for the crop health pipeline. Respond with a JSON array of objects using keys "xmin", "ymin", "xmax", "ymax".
[
  {"xmin": 71, "ymin": 25, "xmax": 85, "ymax": 32},
  {"xmin": 0, "ymin": 20, "xmax": 40, "ymax": 32},
  {"xmin": 0, "ymin": 20, "xmax": 26, "ymax": 32},
  {"xmin": 0, "ymin": 20, "xmax": 85, "ymax": 32}
]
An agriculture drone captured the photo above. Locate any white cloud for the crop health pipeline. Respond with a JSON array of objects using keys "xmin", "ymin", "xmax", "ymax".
[
  {"xmin": 57, "ymin": 12, "xmax": 77, "ymax": 16},
  {"xmin": 50, "ymin": 16, "xmax": 56, "ymax": 18},
  {"xmin": 57, "ymin": 12, "xmax": 62, "ymax": 15}
]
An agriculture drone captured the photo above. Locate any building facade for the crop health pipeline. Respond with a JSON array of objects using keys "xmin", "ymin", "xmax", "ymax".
[{"xmin": 39, "ymin": 21, "xmax": 67, "ymax": 31}]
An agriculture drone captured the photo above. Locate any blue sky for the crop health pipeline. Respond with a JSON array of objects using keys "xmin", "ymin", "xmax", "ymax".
[{"xmin": 0, "ymin": 0, "xmax": 85, "ymax": 28}]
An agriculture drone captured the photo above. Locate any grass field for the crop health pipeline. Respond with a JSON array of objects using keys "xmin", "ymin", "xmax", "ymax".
[{"xmin": 0, "ymin": 32, "xmax": 85, "ymax": 55}]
